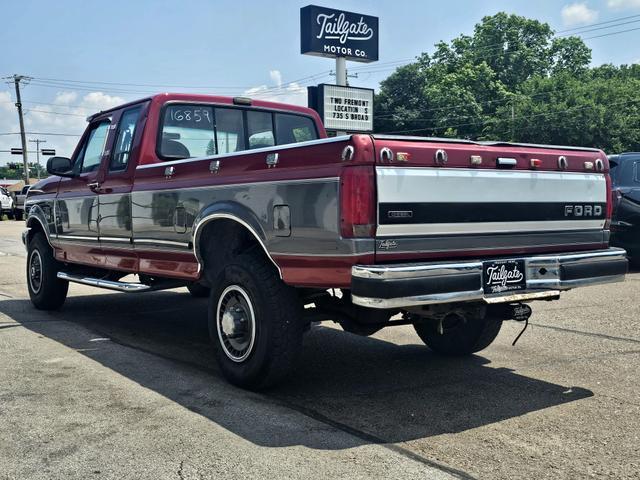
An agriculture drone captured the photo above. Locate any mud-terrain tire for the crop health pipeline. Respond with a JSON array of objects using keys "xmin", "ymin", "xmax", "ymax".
[
  {"xmin": 27, "ymin": 232, "xmax": 68, "ymax": 310},
  {"xmin": 187, "ymin": 283, "xmax": 210, "ymax": 298},
  {"xmin": 208, "ymin": 250, "xmax": 303, "ymax": 389},
  {"xmin": 414, "ymin": 311, "xmax": 502, "ymax": 356}
]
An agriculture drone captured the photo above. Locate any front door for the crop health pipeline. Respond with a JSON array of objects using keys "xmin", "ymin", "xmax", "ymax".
[{"xmin": 55, "ymin": 118, "xmax": 112, "ymax": 265}]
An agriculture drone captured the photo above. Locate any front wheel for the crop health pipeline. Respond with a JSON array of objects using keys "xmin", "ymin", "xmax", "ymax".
[
  {"xmin": 27, "ymin": 232, "xmax": 68, "ymax": 310},
  {"xmin": 413, "ymin": 310, "xmax": 502, "ymax": 356},
  {"xmin": 208, "ymin": 251, "xmax": 303, "ymax": 390}
]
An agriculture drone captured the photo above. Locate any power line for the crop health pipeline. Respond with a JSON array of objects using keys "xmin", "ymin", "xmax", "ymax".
[
  {"xmin": 582, "ymin": 25, "xmax": 640, "ymax": 40},
  {"xmin": 0, "ymin": 131, "xmax": 80, "ymax": 137},
  {"xmin": 555, "ymin": 18, "xmax": 640, "ymax": 37},
  {"xmin": 378, "ymin": 98, "xmax": 640, "ymax": 134},
  {"xmin": 32, "ymin": 70, "xmax": 332, "ymax": 92},
  {"xmin": 350, "ymin": 24, "xmax": 640, "ymax": 77},
  {"xmin": 555, "ymin": 13, "xmax": 640, "ymax": 33},
  {"xmin": 24, "ymin": 108, "xmax": 87, "ymax": 117}
]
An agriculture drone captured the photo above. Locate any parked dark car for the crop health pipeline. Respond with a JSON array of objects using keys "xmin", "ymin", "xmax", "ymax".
[{"xmin": 609, "ymin": 152, "xmax": 640, "ymax": 265}]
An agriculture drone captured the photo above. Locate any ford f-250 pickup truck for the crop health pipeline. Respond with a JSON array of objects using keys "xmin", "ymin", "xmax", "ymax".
[{"xmin": 23, "ymin": 93, "xmax": 628, "ymax": 389}]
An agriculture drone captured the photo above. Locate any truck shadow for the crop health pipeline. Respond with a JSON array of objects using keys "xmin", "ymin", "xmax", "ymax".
[{"xmin": 0, "ymin": 290, "xmax": 593, "ymax": 450}]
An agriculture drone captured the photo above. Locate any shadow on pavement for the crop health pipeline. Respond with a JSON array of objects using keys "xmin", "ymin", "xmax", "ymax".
[{"xmin": 0, "ymin": 290, "xmax": 594, "ymax": 449}]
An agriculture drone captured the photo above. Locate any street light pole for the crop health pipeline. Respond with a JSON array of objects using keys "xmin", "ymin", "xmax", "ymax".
[{"xmin": 28, "ymin": 139, "xmax": 46, "ymax": 181}]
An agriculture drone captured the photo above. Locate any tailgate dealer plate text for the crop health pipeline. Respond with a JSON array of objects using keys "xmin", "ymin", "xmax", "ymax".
[{"xmin": 483, "ymin": 259, "xmax": 526, "ymax": 295}]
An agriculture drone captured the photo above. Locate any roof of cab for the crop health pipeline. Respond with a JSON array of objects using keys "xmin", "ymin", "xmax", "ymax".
[{"xmin": 87, "ymin": 92, "xmax": 320, "ymax": 122}]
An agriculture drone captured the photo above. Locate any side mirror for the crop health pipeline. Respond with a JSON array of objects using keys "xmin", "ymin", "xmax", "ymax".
[{"xmin": 46, "ymin": 157, "xmax": 75, "ymax": 177}]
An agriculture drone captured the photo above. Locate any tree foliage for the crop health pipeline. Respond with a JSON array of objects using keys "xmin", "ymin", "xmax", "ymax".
[{"xmin": 374, "ymin": 13, "xmax": 640, "ymax": 153}]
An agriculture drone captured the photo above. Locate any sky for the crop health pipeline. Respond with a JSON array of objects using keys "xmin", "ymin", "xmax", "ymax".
[{"xmin": 1, "ymin": 0, "xmax": 640, "ymax": 165}]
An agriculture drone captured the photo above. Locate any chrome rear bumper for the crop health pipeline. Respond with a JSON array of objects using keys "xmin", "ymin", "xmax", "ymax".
[{"xmin": 351, "ymin": 248, "xmax": 628, "ymax": 309}]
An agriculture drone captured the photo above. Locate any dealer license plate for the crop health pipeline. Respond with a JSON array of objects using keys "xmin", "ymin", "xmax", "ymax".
[{"xmin": 482, "ymin": 259, "xmax": 527, "ymax": 295}]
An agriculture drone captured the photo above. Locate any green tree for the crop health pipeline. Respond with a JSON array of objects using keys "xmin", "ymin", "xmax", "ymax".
[{"xmin": 372, "ymin": 12, "xmax": 640, "ymax": 150}]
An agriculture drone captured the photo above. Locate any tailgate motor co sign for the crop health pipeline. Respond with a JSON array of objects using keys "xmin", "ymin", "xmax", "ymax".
[
  {"xmin": 318, "ymin": 84, "xmax": 374, "ymax": 132},
  {"xmin": 300, "ymin": 5, "xmax": 379, "ymax": 63}
]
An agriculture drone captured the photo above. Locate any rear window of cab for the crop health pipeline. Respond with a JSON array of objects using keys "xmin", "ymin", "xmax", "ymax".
[{"xmin": 157, "ymin": 104, "xmax": 318, "ymax": 160}]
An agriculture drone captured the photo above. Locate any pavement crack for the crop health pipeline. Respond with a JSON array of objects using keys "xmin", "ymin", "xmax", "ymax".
[
  {"xmin": 177, "ymin": 460, "xmax": 185, "ymax": 480},
  {"xmin": 530, "ymin": 322, "xmax": 640, "ymax": 344},
  {"xmin": 268, "ymin": 397, "xmax": 479, "ymax": 480}
]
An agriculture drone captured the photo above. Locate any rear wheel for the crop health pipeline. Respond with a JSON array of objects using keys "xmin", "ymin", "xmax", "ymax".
[
  {"xmin": 413, "ymin": 310, "xmax": 502, "ymax": 356},
  {"xmin": 14, "ymin": 209, "xmax": 24, "ymax": 221},
  {"xmin": 27, "ymin": 232, "xmax": 68, "ymax": 310},
  {"xmin": 208, "ymin": 250, "xmax": 303, "ymax": 390}
]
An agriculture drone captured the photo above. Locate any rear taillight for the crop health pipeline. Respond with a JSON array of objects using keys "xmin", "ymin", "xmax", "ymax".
[
  {"xmin": 340, "ymin": 165, "xmax": 375, "ymax": 238},
  {"xmin": 605, "ymin": 174, "xmax": 614, "ymax": 230},
  {"xmin": 612, "ymin": 188, "xmax": 623, "ymax": 216}
]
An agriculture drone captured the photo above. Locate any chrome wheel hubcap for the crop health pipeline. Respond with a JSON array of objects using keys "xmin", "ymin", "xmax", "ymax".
[
  {"xmin": 29, "ymin": 249, "xmax": 43, "ymax": 294},
  {"xmin": 216, "ymin": 285, "xmax": 255, "ymax": 362}
]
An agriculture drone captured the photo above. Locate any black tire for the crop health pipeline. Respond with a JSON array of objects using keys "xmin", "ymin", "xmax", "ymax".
[
  {"xmin": 27, "ymin": 232, "xmax": 68, "ymax": 310},
  {"xmin": 14, "ymin": 209, "xmax": 24, "ymax": 221},
  {"xmin": 414, "ymin": 311, "xmax": 502, "ymax": 356},
  {"xmin": 208, "ymin": 250, "xmax": 303, "ymax": 390},
  {"xmin": 187, "ymin": 283, "xmax": 210, "ymax": 298}
]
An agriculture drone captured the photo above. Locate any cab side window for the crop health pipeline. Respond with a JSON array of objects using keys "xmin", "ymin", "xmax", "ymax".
[
  {"xmin": 215, "ymin": 108, "xmax": 246, "ymax": 153},
  {"xmin": 247, "ymin": 110, "xmax": 275, "ymax": 149},
  {"xmin": 76, "ymin": 120, "xmax": 110, "ymax": 174},
  {"xmin": 110, "ymin": 107, "xmax": 142, "ymax": 171},
  {"xmin": 275, "ymin": 113, "xmax": 317, "ymax": 144},
  {"xmin": 159, "ymin": 105, "xmax": 215, "ymax": 159}
]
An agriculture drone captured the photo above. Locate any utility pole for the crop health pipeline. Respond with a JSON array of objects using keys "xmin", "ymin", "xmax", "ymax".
[
  {"xmin": 4, "ymin": 74, "xmax": 32, "ymax": 184},
  {"xmin": 28, "ymin": 139, "xmax": 46, "ymax": 180}
]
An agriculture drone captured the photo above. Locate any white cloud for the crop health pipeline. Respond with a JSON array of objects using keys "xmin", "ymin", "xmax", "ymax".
[
  {"xmin": 561, "ymin": 3, "xmax": 599, "ymax": 26},
  {"xmin": 243, "ymin": 69, "xmax": 307, "ymax": 106},
  {"xmin": 269, "ymin": 70, "xmax": 283, "ymax": 87},
  {"xmin": 607, "ymin": 0, "xmax": 640, "ymax": 9},
  {"xmin": 0, "ymin": 90, "xmax": 124, "ymax": 166}
]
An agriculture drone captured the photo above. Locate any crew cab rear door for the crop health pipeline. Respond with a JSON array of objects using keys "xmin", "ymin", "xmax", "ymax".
[{"xmin": 95, "ymin": 103, "xmax": 148, "ymax": 271}]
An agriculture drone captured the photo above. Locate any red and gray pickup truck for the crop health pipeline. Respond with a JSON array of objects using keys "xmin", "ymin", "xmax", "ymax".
[{"xmin": 23, "ymin": 93, "xmax": 628, "ymax": 388}]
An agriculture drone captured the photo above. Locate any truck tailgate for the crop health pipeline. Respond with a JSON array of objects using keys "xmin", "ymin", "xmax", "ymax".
[{"xmin": 372, "ymin": 136, "xmax": 610, "ymax": 261}]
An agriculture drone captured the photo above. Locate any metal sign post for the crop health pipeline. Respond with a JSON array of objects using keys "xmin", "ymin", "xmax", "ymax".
[{"xmin": 335, "ymin": 57, "xmax": 347, "ymax": 135}]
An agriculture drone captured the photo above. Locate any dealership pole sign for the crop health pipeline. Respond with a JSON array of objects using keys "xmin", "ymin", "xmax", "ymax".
[{"xmin": 300, "ymin": 5, "xmax": 379, "ymax": 63}]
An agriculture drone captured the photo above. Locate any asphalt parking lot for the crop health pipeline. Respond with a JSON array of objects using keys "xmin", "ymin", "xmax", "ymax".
[{"xmin": 0, "ymin": 220, "xmax": 638, "ymax": 479}]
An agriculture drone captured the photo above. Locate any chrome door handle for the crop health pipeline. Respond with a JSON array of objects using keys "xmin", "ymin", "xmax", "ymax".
[{"xmin": 88, "ymin": 182, "xmax": 101, "ymax": 191}]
